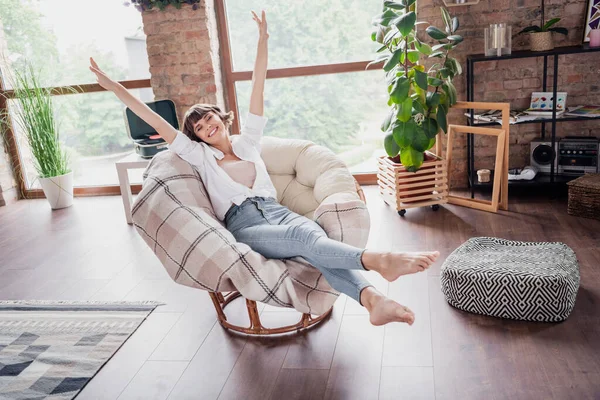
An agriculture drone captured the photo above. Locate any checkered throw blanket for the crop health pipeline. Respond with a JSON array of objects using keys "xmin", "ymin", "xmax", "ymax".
[{"xmin": 131, "ymin": 150, "xmax": 369, "ymax": 315}]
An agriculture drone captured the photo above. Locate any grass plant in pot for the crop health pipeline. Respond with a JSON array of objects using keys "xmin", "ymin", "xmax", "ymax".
[
  {"xmin": 518, "ymin": 1, "xmax": 568, "ymax": 51},
  {"xmin": 370, "ymin": 2, "xmax": 463, "ymax": 216},
  {"xmin": 1, "ymin": 65, "xmax": 74, "ymax": 209}
]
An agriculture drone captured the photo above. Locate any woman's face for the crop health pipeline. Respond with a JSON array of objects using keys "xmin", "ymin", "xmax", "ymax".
[{"xmin": 192, "ymin": 112, "xmax": 227, "ymax": 145}]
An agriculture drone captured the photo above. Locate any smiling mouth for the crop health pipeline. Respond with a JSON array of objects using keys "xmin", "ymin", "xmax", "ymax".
[{"xmin": 208, "ymin": 127, "xmax": 217, "ymax": 138}]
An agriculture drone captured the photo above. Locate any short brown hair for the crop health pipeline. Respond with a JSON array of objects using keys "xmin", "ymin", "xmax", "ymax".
[{"xmin": 182, "ymin": 104, "xmax": 234, "ymax": 143}]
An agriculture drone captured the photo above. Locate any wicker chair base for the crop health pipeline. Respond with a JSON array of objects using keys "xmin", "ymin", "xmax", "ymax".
[{"xmin": 208, "ymin": 291, "xmax": 333, "ymax": 335}]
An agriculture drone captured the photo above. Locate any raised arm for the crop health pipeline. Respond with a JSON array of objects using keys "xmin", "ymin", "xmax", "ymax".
[
  {"xmin": 88, "ymin": 57, "xmax": 178, "ymax": 144},
  {"xmin": 249, "ymin": 11, "xmax": 268, "ymax": 116}
]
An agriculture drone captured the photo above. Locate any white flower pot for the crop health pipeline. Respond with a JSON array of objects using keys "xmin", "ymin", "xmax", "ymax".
[{"xmin": 39, "ymin": 171, "xmax": 74, "ymax": 209}]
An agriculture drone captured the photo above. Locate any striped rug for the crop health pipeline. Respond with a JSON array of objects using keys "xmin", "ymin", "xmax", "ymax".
[{"xmin": 0, "ymin": 300, "xmax": 161, "ymax": 399}]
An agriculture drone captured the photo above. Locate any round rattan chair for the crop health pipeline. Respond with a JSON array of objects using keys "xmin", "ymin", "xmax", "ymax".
[
  {"xmin": 208, "ymin": 180, "xmax": 366, "ymax": 335},
  {"xmin": 132, "ymin": 136, "xmax": 370, "ymax": 336}
]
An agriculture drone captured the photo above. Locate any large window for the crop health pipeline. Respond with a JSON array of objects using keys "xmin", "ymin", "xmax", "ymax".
[
  {"xmin": 0, "ymin": 0, "xmax": 151, "ymax": 192},
  {"xmin": 220, "ymin": 0, "xmax": 386, "ymax": 175},
  {"xmin": 235, "ymin": 71, "xmax": 388, "ymax": 173}
]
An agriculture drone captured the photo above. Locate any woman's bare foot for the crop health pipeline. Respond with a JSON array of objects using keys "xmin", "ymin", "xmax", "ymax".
[
  {"xmin": 361, "ymin": 251, "xmax": 439, "ymax": 282},
  {"xmin": 361, "ymin": 286, "xmax": 415, "ymax": 326}
]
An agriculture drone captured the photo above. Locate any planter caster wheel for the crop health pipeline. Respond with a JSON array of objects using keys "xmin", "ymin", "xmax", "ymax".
[
  {"xmin": 398, "ymin": 209, "xmax": 406, "ymax": 217},
  {"xmin": 431, "ymin": 204, "xmax": 440, "ymax": 211}
]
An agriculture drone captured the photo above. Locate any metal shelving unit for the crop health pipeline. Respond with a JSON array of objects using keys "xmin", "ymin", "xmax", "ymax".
[{"xmin": 465, "ymin": 44, "xmax": 600, "ymax": 195}]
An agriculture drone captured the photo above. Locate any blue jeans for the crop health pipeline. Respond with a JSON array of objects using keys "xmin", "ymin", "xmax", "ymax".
[{"xmin": 224, "ymin": 197, "xmax": 372, "ymax": 304}]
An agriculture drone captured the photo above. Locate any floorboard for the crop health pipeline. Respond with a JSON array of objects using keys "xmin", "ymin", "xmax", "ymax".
[{"xmin": 1, "ymin": 187, "xmax": 599, "ymax": 399}]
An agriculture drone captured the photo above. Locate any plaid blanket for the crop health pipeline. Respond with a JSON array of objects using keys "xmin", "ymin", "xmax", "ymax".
[{"xmin": 131, "ymin": 138, "xmax": 370, "ymax": 315}]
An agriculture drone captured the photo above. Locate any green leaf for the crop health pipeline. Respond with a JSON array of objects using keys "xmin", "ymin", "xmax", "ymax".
[
  {"xmin": 422, "ymin": 117, "xmax": 439, "ymax": 139},
  {"xmin": 447, "ymin": 34, "xmax": 463, "ymax": 44},
  {"xmin": 452, "ymin": 17, "xmax": 459, "ymax": 33},
  {"xmin": 384, "ymin": 29, "xmax": 399, "ymax": 44},
  {"xmin": 372, "ymin": 9, "xmax": 399, "ymax": 27},
  {"xmin": 430, "ymin": 51, "xmax": 445, "ymax": 58},
  {"xmin": 441, "ymin": 7, "xmax": 452, "ymax": 34},
  {"xmin": 414, "ymin": 38, "xmax": 432, "ymax": 55},
  {"xmin": 549, "ymin": 27, "xmax": 568, "ymax": 35},
  {"xmin": 411, "ymin": 127, "xmax": 431, "ymax": 152},
  {"xmin": 442, "ymin": 80, "xmax": 458, "ymax": 105},
  {"xmin": 426, "ymin": 138, "xmax": 436, "ymax": 151},
  {"xmin": 381, "ymin": 108, "xmax": 395, "ymax": 132},
  {"xmin": 412, "ymin": 99, "xmax": 425, "ymax": 114},
  {"xmin": 393, "ymin": 120, "xmax": 417, "ymax": 148},
  {"xmin": 376, "ymin": 44, "xmax": 388, "ymax": 53},
  {"xmin": 384, "ymin": 133, "xmax": 400, "ymax": 157},
  {"xmin": 395, "ymin": 11, "xmax": 417, "ymax": 37},
  {"xmin": 376, "ymin": 25, "xmax": 389, "ymax": 43},
  {"xmin": 414, "ymin": 69, "xmax": 428, "ymax": 90},
  {"xmin": 431, "ymin": 43, "xmax": 446, "ymax": 52},
  {"xmin": 426, "ymin": 26, "xmax": 448, "ymax": 40},
  {"xmin": 426, "ymin": 92, "xmax": 441, "ymax": 108},
  {"xmin": 397, "ymin": 97, "xmax": 413, "ymax": 122},
  {"xmin": 407, "ymin": 50, "xmax": 420, "ymax": 63},
  {"xmin": 450, "ymin": 57, "xmax": 462, "ymax": 75},
  {"xmin": 437, "ymin": 106, "xmax": 448, "ymax": 133},
  {"xmin": 518, "ymin": 26, "xmax": 542, "ymax": 34},
  {"xmin": 383, "ymin": 48, "xmax": 403, "ymax": 71},
  {"xmin": 400, "ymin": 147, "xmax": 424, "ymax": 171},
  {"xmin": 384, "ymin": 0, "xmax": 406, "ymax": 10},
  {"xmin": 439, "ymin": 67, "xmax": 451, "ymax": 78},
  {"xmin": 366, "ymin": 54, "xmax": 389, "ymax": 70},
  {"xmin": 427, "ymin": 76, "xmax": 443, "ymax": 86},
  {"xmin": 428, "ymin": 63, "xmax": 442, "ymax": 73},
  {"xmin": 390, "ymin": 76, "xmax": 410, "ymax": 103},
  {"xmin": 403, "ymin": 0, "xmax": 417, "ymax": 6},
  {"xmin": 543, "ymin": 18, "xmax": 561, "ymax": 30}
]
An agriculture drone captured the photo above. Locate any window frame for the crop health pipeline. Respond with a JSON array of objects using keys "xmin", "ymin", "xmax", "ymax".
[
  {"xmin": 0, "ymin": 78, "xmax": 150, "ymax": 198},
  {"xmin": 215, "ymin": 0, "xmax": 381, "ymax": 185}
]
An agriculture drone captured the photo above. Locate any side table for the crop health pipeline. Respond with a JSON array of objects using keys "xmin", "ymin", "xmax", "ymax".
[{"xmin": 115, "ymin": 153, "xmax": 149, "ymax": 224}]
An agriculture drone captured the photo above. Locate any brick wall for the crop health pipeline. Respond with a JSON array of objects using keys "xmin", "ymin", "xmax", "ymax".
[
  {"xmin": 419, "ymin": 0, "xmax": 600, "ymax": 187},
  {"xmin": 0, "ymin": 18, "xmax": 17, "ymax": 206},
  {"xmin": 141, "ymin": 0, "xmax": 226, "ymax": 126}
]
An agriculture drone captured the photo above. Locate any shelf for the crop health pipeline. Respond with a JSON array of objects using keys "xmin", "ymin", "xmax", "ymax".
[
  {"xmin": 443, "ymin": 0, "xmax": 479, "ymax": 6},
  {"xmin": 466, "ymin": 113, "xmax": 600, "ymax": 127},
  {"xmin": 467, "ymin": 44, "xmax": 600, "ymax": 62},
  {"xmin": 469, "ymin": 169, "xmax": 578, "ymax": 188}
]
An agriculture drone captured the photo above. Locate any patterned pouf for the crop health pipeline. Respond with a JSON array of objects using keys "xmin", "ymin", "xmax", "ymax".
[{"xmin": 440, "ymin": 237, "xmax": 580, "ymax": 322}]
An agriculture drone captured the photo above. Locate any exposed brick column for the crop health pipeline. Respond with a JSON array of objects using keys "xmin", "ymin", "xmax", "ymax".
[
  {"xmin": 141, "ymin": 0, "xmax": 226, "ymax": 125},
  {"xmin": 0, "ymin": 18, "xmax": 18, "ymax": 206}
]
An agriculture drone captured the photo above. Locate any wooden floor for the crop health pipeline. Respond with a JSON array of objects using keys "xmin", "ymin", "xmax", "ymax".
[{"xmin": 1, "ymin": 186, "xmax": 599, "ymax": 400}]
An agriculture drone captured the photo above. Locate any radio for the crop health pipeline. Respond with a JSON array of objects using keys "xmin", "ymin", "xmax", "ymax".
[{"xmin": 558, "ymin": 137, "xmax": 599, "ymax": 176}]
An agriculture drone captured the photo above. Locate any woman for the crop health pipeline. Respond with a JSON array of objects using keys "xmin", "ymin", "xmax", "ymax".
[{"xmin": 89, "ymin": 11, "xmax": 439, "ymax": 326}]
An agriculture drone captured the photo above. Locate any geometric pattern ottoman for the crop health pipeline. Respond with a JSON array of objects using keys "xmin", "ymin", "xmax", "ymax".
[{"xmin": 441, "ymin": 237, "xmax": 580, "ymax": 322}]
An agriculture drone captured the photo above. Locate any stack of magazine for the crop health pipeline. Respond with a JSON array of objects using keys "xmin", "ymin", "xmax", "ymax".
[
  {"xmin": 565, "ymin": 105, "xmax": 600, "ymax": 118},
  {"xmin": 466, "ymin": 105, "xmax": 600, "ymax": 125}
]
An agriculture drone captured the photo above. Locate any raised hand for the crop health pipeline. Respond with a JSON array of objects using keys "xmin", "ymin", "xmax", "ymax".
[
  {"xmin": 251, "ymin": 10, "xmax": 268, "ymax": 40},
  {"xmin": 88, "ymin": 57, "xmax": 117, "ymax": 91}
]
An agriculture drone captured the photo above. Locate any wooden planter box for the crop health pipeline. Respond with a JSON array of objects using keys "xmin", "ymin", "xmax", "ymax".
[{"xmin": 377, "ymin": 152, "xmax": 448, "ymax": 215}]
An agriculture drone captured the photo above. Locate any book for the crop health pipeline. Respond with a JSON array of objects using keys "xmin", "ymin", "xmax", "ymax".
[
  {"xmin": 523, "ymin": 108, "xmax": 565, "ymax": 116},
  {"xmin": 565, "ymin": 105, "xmax": 600, "ymax": 118}
]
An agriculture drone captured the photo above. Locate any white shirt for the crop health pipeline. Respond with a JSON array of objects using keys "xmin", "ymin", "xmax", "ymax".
[{"xmin": 168, "ymin": 112, "xmax": 277, "ymax": 221}]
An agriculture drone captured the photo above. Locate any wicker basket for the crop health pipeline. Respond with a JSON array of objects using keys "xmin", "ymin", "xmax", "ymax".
[
  {"xmin": 567, "ymin": 173, "xmax": 600, "ymax": 220},
  {"xmin": 530, "ymin": 32, "xmax": 553, "ymax": 52}
]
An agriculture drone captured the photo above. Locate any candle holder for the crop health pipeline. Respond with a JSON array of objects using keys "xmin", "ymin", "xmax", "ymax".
[{"xmin": 485, "ymin": 23, "xmax": 512, "ymax": 57}]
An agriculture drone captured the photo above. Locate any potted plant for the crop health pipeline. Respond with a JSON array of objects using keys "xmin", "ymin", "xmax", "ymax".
[
  {"xmin": 370, "ymin": 2, "xmax": 463, "ymax": 216},
  {"xmin": 518, "ymin": 1, "xmax": 568, "ymax": 51},
  {"xmin": 1, "ymin": 65, "xmax": 74, "ymax": 209}
]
